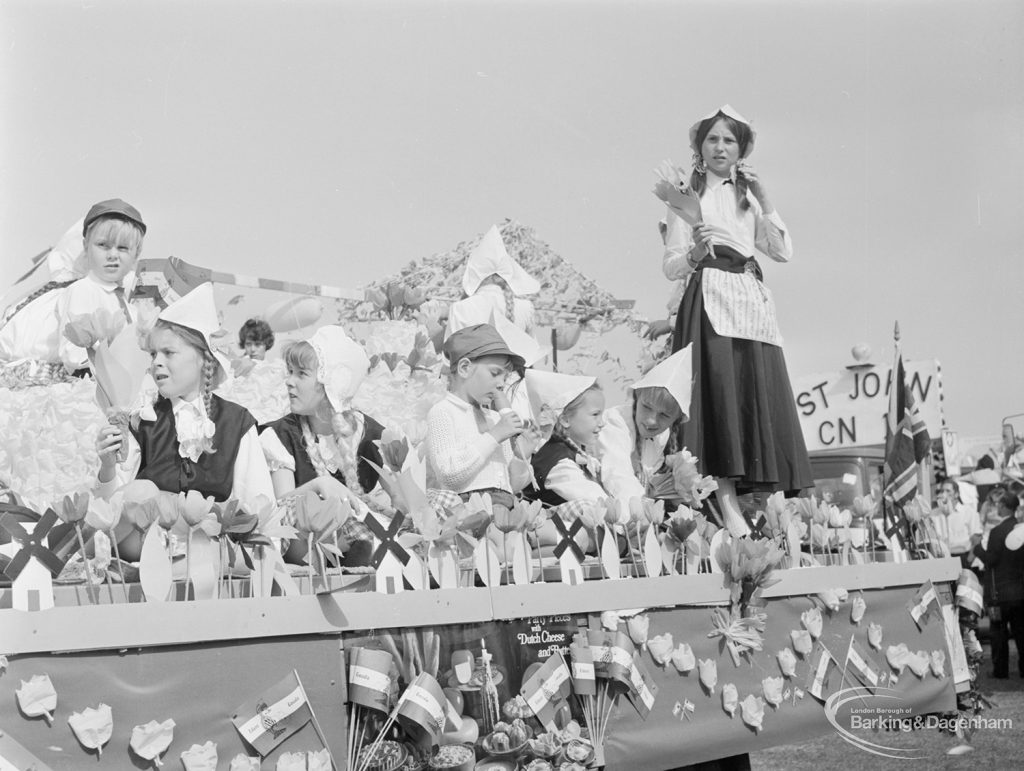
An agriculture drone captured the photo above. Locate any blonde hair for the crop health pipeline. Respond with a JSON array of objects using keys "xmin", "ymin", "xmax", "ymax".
[
  {"xmin": 151, "ymin": 320, "xmax": 218, "ymax": 455},
  {"xmin": 74, "ymin": 217, "xmax": 144, "ymax": 276},
  {"xmin": 285, "ymin": 340, "xmax": 366, "ymax": 494},
  {"xmin": 631, "ymin": 386, "xmax": 683, "ymax": 459},
  {"xmin": 552, "ymin": 383, "xmax": 602, "ymax": 442}
]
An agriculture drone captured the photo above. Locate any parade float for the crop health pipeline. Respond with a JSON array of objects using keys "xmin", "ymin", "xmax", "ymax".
[{"xmin": 0, "ymin": 224, "xmax": 976, "ymax": 771}]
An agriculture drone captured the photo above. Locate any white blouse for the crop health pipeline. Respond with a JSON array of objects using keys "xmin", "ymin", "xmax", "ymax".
[
  {"xmin": 662, "ymin": 176, "xmax": 792, "ymax": 345},
  {"xmin": 597, "ymin": 405, "xmax": 670, "ymax": 508}
]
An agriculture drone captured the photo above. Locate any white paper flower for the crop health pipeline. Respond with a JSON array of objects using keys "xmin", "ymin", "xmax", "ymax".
[
  {"xmin": 722, "ymin": 683, "xmax": 738, "ymax": 717},
  {"xmin": 627, "ymin": 615, "xmax": 650, "ymax": 645},
  {"xmin": 671, "ymin": 643, "xmax": 696, "ymax": 673},
  {"xmin": 647, "ymin": 633, "xmax": 674, "ymax": 666},
  {"xmin": 930, "ymin": 650, "xmax": 947, "ymax": 678},
  {"xmin": 886, "ymin": 644, "xmax": 911, "ymax": 674},
  {"xmin": 777, "ymin": 648, "xmax": 797, "ymax": 678},
  {"xmin": 791, "ymin": 629, "xmax": 813, "ymax": 657},
  {"xmin": 762, "ymin": 676, "xmax": 784, "ymax": 708},
  {"xmin": 740, "ymin": 694, "xmax": 766, "ymax": 732},
  {"xmin": 601, "ymin": 610, "xmax": 621, "ymax": 631},
  {"xmin": 851, "ymin": 595, "xmax": 867, "ymax": 625},
  {"xmin": 698, "ymin": 658, "xmax": 717, "ymax": 694},
  {"xmin": 868, "ymin": 623, "xmax": 884, "ymax": 650},
  {"xmin": 801, "ymin": 607, "xmax": 823, "ymax": 638}
]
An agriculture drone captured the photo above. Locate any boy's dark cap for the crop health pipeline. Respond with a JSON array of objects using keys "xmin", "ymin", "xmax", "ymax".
[
  {"xmin": 83, "ymin": 199, "xmax": 147, "ymax": 236},
  {"xmin": 443, "ymin": 323, "xmax": 525, "ymax": 369}
]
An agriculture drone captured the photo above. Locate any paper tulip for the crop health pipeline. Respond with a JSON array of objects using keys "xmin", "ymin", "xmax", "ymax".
[
  {"xmin": 828, "ymin": 507, "xmax": 852, "ymax": 528},
  {"xmin": 56, "ymin": 492, "xmax": 90, "ymax": 524},
  {"xmin": 377, "ymin": 428, "xmax": 411, "ymax": 472},
  {"xmin": 817, "ymin": 589, "xmax": 842, "ymax": 613},
  {"xmin": 885, "ymin": 644, "xmax": 911, "ymax": 674},
  {"xmin": 762, "ymin": 677, "xmax": 784, "ymax": 708},
  {"xmin": 627, "ymin": 615, "xmax": 650, "ymax": 645},
  {"xmin": 722, "ymin": 683, "xmax": 738, "ymax": 717},
  {"xmin": 228, "ymin": 755, "xmax": 261, "ymax": 771},
  {"xmin": 777, "ymin": 648, "xmax": 797, "ymax": 678},
  {"xmin": 868, "ymin": 623, "xmax": 883, "ymax": 650},
  {"xmin": 930, "ymin": 650, "xmax": 947, "ymax": 678},
  {"xmin": 790, "ymin": 630, "xmax": 813, "ymax": 657},
  {"xmin": 801, "ymin": 607, "xmax": 823, "ymax": 639},
  {"xmin": 907, "ymin": 651, "xmax": 930, "ymax": 678},
  {"xmin": 698, "ymin": 658, "xmax": 717, "ymax": 694},
  {"xmin": 181, "ymin": 741, "xmax": 218, "ymax": 771},
  {"xmin": 154, "ymin": 492, "xmax": 181, "ymax": 530},
  {"xmin": 68, "ymin": 703, "xmax": 113, "ymax": 757},
  {"xmin": 403, "ymin": 286, "xmax": 426, "ymax": 309},
  {"xmin": 85, "ymin": 497, "xmax": 121, "ymax": 532},
  {"xmin": 600, "ymin": 610, "xmax": 621, "ymax": 630},
  {"xmin": 647, "ymin": 633, "xmax": 674, "ymax": 666},
  {"xmin": 130, "ymin": 718, "xmax": 175, "ymax": 766},
  {"xmin": 851, "ymin": 595, "xmax": 867, "ymax": 625},
  {"xmin": 364, "ymin": 286, "xmax": 388, "ymax": 311},
  {"xmin": 671, "ymin": 643, "xmax": 695, "ymax": 673},
  {"xmin": 16, "ymin": 674, "xmax": 57, "ymax": 723},
  {"xmin": 179, "ymin": 490, "xmax": 215, "ymax": 527},
  {"xmin": 740, "ymin": 695, "xmax": 766, "ymax": 732}
]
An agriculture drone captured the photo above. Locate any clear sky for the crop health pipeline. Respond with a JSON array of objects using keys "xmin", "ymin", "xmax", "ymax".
[{"xmin": 1, "ymin": 0, "xmax": 1022, "ymax": 436}]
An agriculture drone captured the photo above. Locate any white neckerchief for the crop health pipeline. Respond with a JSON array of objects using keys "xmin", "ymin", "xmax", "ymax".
[
  {"xmin": 171, "ymin": 395, "xmax": 216, "ymax": 462},
  {"xmin": 300, "ymin": 418, "xmax": 342, "ymax": 477}
]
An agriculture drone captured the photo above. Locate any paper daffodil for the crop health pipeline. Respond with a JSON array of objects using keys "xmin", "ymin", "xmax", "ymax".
[
  {"xmin": 762, "ymin": 676, "xmax": 784, "ymax": 709},
  {"xmin": 671, "ymin": 643, "xmax": 696, "ymax": 673},
  {"xmin": 740, "ymin": 694, "xmax": 766, "ymax": 732},
  {"xmin": 16, "ymin": 674, "xmax": 57, "ymax": 724},
  {"xmin": 647, "ymin": 633, "xmax": 674, "ymax": 666},
  {"xmin": 908, "ymin": 650, "xmax": 930, "ymax": 678},
  {"xmin": 790, "ymin": 629, "xmax": 813, "ymax": 657},
  {"xmin": 68, "ymin": 704, "xmax": 113, "ymax": 756},
  {"xmin": 722, "ymin": 683, "xmax": 738, "ymax": 717},
  {"xmin": 868, "ymin": 623, "xmax": 884, "ymax": 650},
  {"xmin": 851, "ymin": 595, "xmax": 867, "ymax": 625},
  {"xmin": 627, "ymin": 614, "xmax": 650, "ymax": 645},
  {"xmin": 801, "ymin": 607, "xmax": 823, "ymax": 639},
  {"xmin": 698, "ymin": 658, "xmax": 717, "ymax": 694},
  {"xmin": 130, "ymin": 718, "xmax": 176, "ymax": 766},
  {"xmin": 777, "ymin": 648, "xmax": 797, "ymax": 678},
  {"xmin": 181, "ymin": 741, "xmax": 218, "ymax": 771},
  {"xmin": 930, "ymin": 650, "xmax": 947, "ymax": 678},
  {"xmin": 885, "ymin": 644, "xmax": 911, "ymax": 674},
  {"xmin": 601, "ymin": 610, "xmax": 621, "ymax": 631},
  {"xmin": 228, "ymin": 755, "xmax": 261, "ymax": 771}
]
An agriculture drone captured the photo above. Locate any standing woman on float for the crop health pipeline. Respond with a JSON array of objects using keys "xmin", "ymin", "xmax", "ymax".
[{"xmin": 662, "ymin": 105, "xmax": 813, "ymax": 537}]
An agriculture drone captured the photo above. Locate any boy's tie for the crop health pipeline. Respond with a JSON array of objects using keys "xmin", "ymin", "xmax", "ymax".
[{"xmin": 113, "ymin": 286, "xmax": 132, "ymax": 324}]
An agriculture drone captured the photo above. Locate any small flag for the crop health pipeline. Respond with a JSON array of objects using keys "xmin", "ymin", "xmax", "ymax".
[
  {"xmin": 845, "ymin": 635, "xmax": 883, "ymax": 691},
  {"xmin": 588, "ymin": 629, "xmax": 635, "ymax": 689},
  {"xmin": 805, "ymin": 642, "xmax": 838, "ymax": 703},
  {"xmin": 956, "ymin": 570, "xmax": 984, "ymax": 616},
  {"xmin": 232, "ymin": 671, "xmax": 314, "ymax": 757},
  {"xmin": 625, "ymin": 654, "xmax": 659, "ymax": 719},
  {"xmin": 347, "ymin": 647, "xmax": 394, "ymax": 712},
  {"xmin": 395, "ymin": 672, "xmax": 447, "ymax": 742},
  {"xmin": 569, "ymin": 634, "xmax": 596, "ymax": 696},
  {"xmin": 907, "ymin": 579, "xmax": 940, "ymax": 627},
  {"xmin": 520, "ymin": 652, "xmax": 572, "ymax": 732},
  {"xmin": 883, "ymin": 332, "xmax": 930, "ymax": 507}
]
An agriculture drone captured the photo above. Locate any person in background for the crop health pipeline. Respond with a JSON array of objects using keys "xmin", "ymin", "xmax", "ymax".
[
  {"xmin": 972, "ymin": 489, "xmax": 1024, "ymax": 678},
  {"xmin": 443, "ymin": 225, "xmax": 539, "ymax": 340},
  {"xmin": 239, "ymin": 318, "xmax": 275, "ymax": 361},
  {"xmin": 931, "ymin": 479, "xmax": 983, "ymax": 567},
  {"xmin": 661, "ymin": 105, "xmax": 813, "ymax": 539}
]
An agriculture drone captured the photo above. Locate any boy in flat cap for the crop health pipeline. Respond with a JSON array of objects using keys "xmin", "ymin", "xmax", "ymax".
[{"xmin": 425, "ymin": 323, "xmax": 530, "ymax": 512}]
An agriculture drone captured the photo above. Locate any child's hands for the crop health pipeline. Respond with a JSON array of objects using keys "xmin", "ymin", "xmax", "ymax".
[
  {"xmin": 96, "ymin": 425, "xmax": 122, "ymax": 480},
  {"xmin": 490, "ymin": 410, "xmax": 524, "ymax": 443}
]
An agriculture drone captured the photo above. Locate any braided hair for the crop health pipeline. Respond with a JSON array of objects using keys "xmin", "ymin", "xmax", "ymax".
[
  {"xmin": 1, "ymin": 280, "xmax": 76, "ymax": 326},
  {"xmin": 689, "ymin": 111, "xmax": 753, "ymax": 214},
  {"xmin": 479, "ymin": 274, "xmax": 517, "ymax": 323},
  {"xmin": 151, "ymin": 319, "xmax": 220, "ymax": 455}
]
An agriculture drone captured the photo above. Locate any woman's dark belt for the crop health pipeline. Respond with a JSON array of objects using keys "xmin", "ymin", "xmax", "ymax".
[{"xmin": 696, "ymin": 244, "xmax": 763, "ymax": 281}]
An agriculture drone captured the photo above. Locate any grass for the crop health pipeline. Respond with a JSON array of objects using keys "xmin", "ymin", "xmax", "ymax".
[{"xmin": 751, "ymin": 647, "xmax": 1024, "ymax": 770}]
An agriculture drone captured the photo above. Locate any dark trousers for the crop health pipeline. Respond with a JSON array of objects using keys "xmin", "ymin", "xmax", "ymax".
[{"xmin": 990, "ymin": 601, "xmax": 1024, "ymax": 676}]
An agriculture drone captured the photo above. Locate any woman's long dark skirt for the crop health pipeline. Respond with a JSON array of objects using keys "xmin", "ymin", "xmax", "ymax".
[{"xmin": 672, "ymin": 267, "xmax": 813, "ymax": 494}]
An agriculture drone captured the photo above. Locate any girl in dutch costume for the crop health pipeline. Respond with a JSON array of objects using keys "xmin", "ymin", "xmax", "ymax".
[
  {"xmin": 661, "ymin": 105, "xmax": 813, "ymax": 537},
  {"xmin": 524, "ymin": 370, "xmax": 608, "ymax": 555},
  {"xmin": 94, "ymin": 283, "xmax": 275, "ymax": 511},
  {"xmin": 259, "ymin": 325, "xmax": 385, "ymax": 566}
]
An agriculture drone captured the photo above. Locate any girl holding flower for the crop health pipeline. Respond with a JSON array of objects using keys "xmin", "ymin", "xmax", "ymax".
[
  {"xmin": 94, "ymin": 283, "xmax": 274, "ymax": 508},
  {"xmin": 659, "ymin": 105, "xmax": 813, "ymax": 535}
]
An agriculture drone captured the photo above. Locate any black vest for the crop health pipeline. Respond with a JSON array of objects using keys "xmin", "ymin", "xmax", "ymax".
[
  {"xmin": 130, "ymin": 395, "xmax": 257, "ymax": 501},
  {"xmin": 528, "ymin": 436, "xmax": 587, "ymax": 508},
  {"xmin": 258, "ymin": 412, "xmax": 385, "ymax": 492}
]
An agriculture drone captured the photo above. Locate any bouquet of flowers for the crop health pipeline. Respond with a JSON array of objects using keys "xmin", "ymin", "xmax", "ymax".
[
  {"xmin": 648, "ymin": 449, "xmax": 718, "ymax": 508},
  {"xmin": 652, "ymin": 159, "xmax": 705, "ymax": 228}
]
